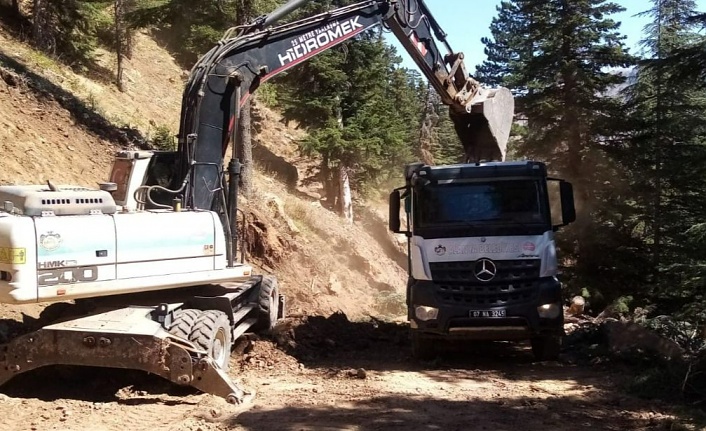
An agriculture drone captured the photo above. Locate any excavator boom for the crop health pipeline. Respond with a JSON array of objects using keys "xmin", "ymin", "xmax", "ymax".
[{"xmin": 175, "ymin": 0, "xmax": 514, "ymax": 211}]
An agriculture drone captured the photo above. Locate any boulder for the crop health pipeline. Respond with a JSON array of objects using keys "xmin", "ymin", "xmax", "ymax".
[{"xmin": 603, "ymin": 320, "xmax": 684, "ymax": 361}]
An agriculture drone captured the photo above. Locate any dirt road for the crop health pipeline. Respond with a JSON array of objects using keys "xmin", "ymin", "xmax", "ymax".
[{"xmin": 0, "ymin": 313, "xmax": 695, "ymax": 431}]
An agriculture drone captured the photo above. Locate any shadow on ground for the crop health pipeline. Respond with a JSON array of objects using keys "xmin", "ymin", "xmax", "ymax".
[
  {"xmin": 228, "ymin": 394, "xmax": 678, "ymax": 431},
  {"xmin": 277, "ymin": 312, "xmax": 545, "ymax": 371},
  {"xmin": 0, "ymin": 365, "xmax": 197, "ymax": 403}
]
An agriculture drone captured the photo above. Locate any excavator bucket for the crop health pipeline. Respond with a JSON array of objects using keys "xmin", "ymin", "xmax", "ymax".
[{"xmin": 451, "ymin": 87, "xmax": 515, "ymax": 163}]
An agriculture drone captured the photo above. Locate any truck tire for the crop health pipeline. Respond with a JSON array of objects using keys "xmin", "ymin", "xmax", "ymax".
[
  {"xmin": 188, "ymin": 310, "xmax": 232, "ymax": 370},
  {"xmin": 411, "ymin": 331, "xmax": 436, "ymax": 361},
  {"xmin": 531, "ymin": 335, "xmax": 562, "ymax": 361},
  {"xmin": 253, "ymin": 276, "xmax": 279, "ymax": 333},
  {"xmin": 168, "ymin": 308, "xmax": 200, "ymax": 340}
]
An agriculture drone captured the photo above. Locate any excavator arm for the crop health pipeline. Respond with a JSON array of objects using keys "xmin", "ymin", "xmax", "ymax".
[{"xmin": 175, "ymin": 0, "xmax": 514, "ymax": 211}]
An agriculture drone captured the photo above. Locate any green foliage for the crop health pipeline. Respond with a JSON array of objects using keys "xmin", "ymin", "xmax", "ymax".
[
  {"xmin": 627, "ymin": 362, "xmax": 687, "ymax": 401},
  {"xmin": 612, "ymin": 295, "xmax": 634, "ymax": 315},
  {"xmin": 125, "ymin": 0, "xmax": 287, "ymax": 65},
  {"xmin": 275, "ymin": 30, "xmax": 424, "ymax": 198},
  {"xmin": 42, "ymin": 0, "xmax": 113, "ymax": 68},
  {"xmin": 255, "ymin": 82, "xmax": 278, "ymax": 107},
  {"xmin": 489, "ymin": 0, "xmax": 706, "ymax": 322},
  {"xmin": 125, "ymin": 0, "xmax": 240, "ymax": 63},
  {"xmin": 150, "ymin": 124, "xmax": 175, "ymax": 150}
]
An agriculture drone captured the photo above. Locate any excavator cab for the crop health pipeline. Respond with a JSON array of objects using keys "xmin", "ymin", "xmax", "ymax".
[{"xmin": 106, "ymin": 150, "xmax": 181, "ymax": 210}]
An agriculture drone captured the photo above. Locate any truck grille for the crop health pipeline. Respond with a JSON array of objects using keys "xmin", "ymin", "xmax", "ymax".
[{"xmin": 430, "ymin": 259, "xmax": 541, "ymax": 307}]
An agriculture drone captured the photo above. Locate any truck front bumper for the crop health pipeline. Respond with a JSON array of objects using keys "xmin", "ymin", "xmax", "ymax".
[{"xmin": 408, "ymin": 276, "xmax": 564, "ymax": 340}]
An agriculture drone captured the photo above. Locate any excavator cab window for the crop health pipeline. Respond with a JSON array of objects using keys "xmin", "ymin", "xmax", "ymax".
[{"xmin": 144, "ymin": 151, "xmax": 179, "ymax": 208}]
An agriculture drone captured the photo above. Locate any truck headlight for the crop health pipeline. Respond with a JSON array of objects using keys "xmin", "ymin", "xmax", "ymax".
[
  {"xmin": 537, "ymin": 303, "xmax": 561, "ymax": 319},
  {"xmin": 415, "ymin": 306, "xmax": 438, "ymax": 321}
]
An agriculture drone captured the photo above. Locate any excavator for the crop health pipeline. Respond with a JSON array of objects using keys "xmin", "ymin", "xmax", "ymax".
[{"xmin": 0, "ymin": 0, "xmax": 515, "ymax": 402}]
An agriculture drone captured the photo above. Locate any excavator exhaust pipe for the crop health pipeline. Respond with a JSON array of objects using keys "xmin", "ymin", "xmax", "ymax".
[{"xmin": 451, "ymin": 87, "xmax": 515, "ymax": 163}]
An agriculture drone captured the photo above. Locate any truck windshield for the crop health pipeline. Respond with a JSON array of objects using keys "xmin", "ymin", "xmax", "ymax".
[{"xmin": 415, "ymin": 180, "xmax": 546, "ymax": 227}]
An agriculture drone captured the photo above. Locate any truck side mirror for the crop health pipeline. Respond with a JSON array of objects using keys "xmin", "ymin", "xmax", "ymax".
[
  {"xmin": 560, "ymin": 181, "xmax": 576, "ymax": 226},
  {"xmin": 548, "ymin": 178, "xmax": 576, "ymax": 230},
  {"xmin": 389, "ymin": 188, "xmax": 409, "ymax": 235},
  {"xmin": 389, "ymin": 189, "xmax": 401, "ymax": 233}
]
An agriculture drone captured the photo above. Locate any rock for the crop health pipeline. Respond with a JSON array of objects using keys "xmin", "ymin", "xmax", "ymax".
[
  {"xmin": 596, "ymin": 306, "xmax": 620, "ymax": 322},
  {"xmin": 265, "ymin": 194, "xmax": 300, "ymax": 236},
  {"xmin": 327, "ymin": 274, "xmax": 343, "ymax": 296},
  {"xmin": 356, "ymin": 368, "xmax": 367, "ymax": 379},
  {"xmin": 568, "ymin": 296, "xmax": 585, "ymax": 316},
  {"xmin": 300, "ymin": 190, "xmax": 321, "ymax": 200},
  {"xmin": 0, "ymin": 68, "xmax": 20, "ymax": 87},
  {"xmin": 603, "ymin": 320, "xmax": 684, "ymax": 361}
]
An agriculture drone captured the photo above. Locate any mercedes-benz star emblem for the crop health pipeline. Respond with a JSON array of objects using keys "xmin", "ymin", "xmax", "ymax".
[{"xmin": 474, "ymin": 258, "xmax": 497, "ymax": 282}]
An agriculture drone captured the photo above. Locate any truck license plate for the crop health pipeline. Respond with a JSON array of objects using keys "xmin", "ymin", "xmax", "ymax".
[{"xmin": 469, "ymin": 310, "xmax": 506, "ymax": 318}]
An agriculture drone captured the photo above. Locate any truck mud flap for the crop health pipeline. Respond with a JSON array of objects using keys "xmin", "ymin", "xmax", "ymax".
[{"xmin": 0, "ymin": 307, "xmax": 247, "ymax": 404}]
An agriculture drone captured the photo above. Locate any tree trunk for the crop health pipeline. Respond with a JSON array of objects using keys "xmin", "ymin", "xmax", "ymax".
[
  {"xmin": 339, "ymin": 166, "xmax": 353, "ymax": 224},
  {"xmin": 123, "ymin": 0, "xmax": 135, "ymax": 59},
  {"xmin": 332, "ymin": 95, "xmax": 353, "ymax": 220},
  {"xmin": 114, "ymin": 0, "xmax": 125, "ymax": 92},
  {"xmin": 235, "ymin": 0, "xmax": 255, "ymax": 198},
  {"xmin": 418, "ymin": 82, "xmax": 437, "ymax": 165},
  {"xmin": 320, "ymin": 153, "xmax": 336, "ymax": 208},
  {"xmin": 238, "ymin": 98, "xmax": 254, "ymax": 197},
  {"xmin": 32, "ymin": 0, "xmax": 51, "ymax": 51}
]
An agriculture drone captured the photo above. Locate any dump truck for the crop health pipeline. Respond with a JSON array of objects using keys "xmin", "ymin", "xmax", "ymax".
[{"xmin": 389, "ymin": 161, "xmax": 576, "ymax": 360}]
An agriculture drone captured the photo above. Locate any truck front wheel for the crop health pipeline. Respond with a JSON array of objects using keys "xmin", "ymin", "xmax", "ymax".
[
  {"xmin": 531, "ymin": 335, "xmax": 561, "ymax": 361},
  {"xmin": 411, "ymin": 331, "xmax": 436, "ymax": 360}
]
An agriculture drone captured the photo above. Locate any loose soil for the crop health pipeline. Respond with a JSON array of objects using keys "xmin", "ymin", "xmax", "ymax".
[{"xmin": 0, "ymin": 314, "xmax": 697, "ymax": 431}]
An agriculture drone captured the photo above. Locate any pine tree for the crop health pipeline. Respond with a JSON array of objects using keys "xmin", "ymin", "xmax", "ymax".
[
  {"xmin": 30, "ymin": 0, "xmax": 112, "ymax": 67},
  {"xmin": 275, "ymin": 28, "xmax": 424, "ymax": 214},
  {"xmin": 478, "ymin": 0, "xmax": 635, "ymax": 297},
  {"xmin": 650, "ymin": 11, "xmax": 706, "ymax": 87},
  {"xmin": 623, "ymin": 0, "xmax": 706, "ymax": 313}
]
